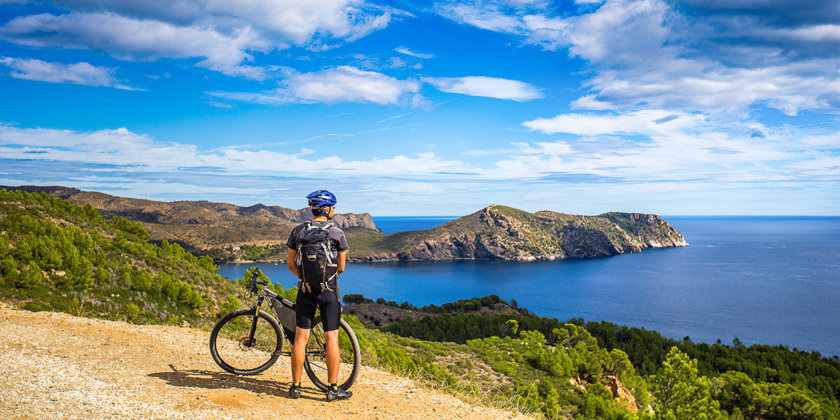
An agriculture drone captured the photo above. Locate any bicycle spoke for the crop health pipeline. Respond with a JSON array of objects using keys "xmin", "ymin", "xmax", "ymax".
[{"xmin": 214, "ymin": 312, "xmax": 279, "ymax": 372}]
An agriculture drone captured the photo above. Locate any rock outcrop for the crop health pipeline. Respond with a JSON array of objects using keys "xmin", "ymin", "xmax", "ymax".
[
  {"xmin": 295, "ymin": 208, "xmax": 377, "ymax": 230},
  {"xmin": 602, "ymin": 375, "xmax": 639, "ymax": 412}
]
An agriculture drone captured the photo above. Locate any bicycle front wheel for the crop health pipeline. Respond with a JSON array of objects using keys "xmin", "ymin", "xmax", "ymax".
[
  {"xmin": 303, "ymin": 317, "xmax": 361, "ymax": 391},
  {"xmin": 209, "ymin": 308, "xmax": 284, "ymax": 375}
]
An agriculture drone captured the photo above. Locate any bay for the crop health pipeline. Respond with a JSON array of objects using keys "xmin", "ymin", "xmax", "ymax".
[
  {"xmin": 218, "ymin": 216, "xmax": 840, "ymax": 357},
  {"xmin": 372, "ymin": 216, "xmax": 459, "ymax": 234}
]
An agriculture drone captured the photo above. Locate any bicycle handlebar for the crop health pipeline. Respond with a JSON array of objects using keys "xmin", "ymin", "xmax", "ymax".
[{"xmin": 247, "ymin": 268, "xmax": 267, "ymax": 293}]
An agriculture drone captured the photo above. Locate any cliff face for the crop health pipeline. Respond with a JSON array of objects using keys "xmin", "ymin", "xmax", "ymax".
[
  {"xmin": 295, "ymin": 208, "xmax": 377, "ymax": 230},
  {"xmin": 347, "ymin": 205, "xmax": 687, "ymax": 262}
]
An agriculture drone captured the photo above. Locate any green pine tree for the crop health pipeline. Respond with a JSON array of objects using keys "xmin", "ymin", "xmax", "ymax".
[
  {"xmin": 651, "ymin": 347, "xmax": 723, "ymax": 419},
  {"xmin": 17, "ymin": 261, "xmax": 44, "ymax": 289}
]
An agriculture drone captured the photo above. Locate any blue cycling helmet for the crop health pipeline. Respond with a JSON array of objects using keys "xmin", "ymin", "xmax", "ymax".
[{"xmin": 306, "ymin": 190, "xmax": 337, "ymax": 208}]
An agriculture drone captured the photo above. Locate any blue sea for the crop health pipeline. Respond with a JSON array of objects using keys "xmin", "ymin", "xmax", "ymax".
[{"xmin": 218, "ymin": 216, "xmax": 840, "ymax": 357}]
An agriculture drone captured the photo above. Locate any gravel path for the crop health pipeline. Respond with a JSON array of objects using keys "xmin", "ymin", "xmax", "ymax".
[{"xmin": 0, "ymin": 305, "xmax": 531, "ymax": 419}]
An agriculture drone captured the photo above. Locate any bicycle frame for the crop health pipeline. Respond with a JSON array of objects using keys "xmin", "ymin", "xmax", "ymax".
[{"xmin": 246, "ymin": 279, "xmax": 297, "ymax": 350}]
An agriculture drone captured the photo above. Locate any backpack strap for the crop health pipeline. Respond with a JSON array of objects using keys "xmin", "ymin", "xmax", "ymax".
[{"xmin": 322, "ymin": 242, "xmax": 337, "ymax": 267}]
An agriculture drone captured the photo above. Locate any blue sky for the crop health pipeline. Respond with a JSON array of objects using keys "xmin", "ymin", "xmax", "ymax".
[{"xmin": 0, "ymin": 0, "xmax": 838, "ymax": 216}]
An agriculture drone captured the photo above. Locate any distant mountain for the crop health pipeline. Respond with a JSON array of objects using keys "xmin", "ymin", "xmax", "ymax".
[
  {"xmin": 4, "ymin": 186, "xmax": 687, "ymax": 262},
  {"xmin": 3, "ymin": 185, "xmax": 376, "ymax": 261}
]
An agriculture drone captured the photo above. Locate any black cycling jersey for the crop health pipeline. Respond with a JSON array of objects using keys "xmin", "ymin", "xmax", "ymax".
[{"xmin": 295, "ymin": 288, "xmax": 341, "ymax": 332}]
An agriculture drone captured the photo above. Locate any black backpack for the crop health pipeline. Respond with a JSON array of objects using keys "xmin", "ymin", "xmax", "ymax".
[{"xmin": 294, "ymin": 221, "xmax": 338, "ymax": 293}]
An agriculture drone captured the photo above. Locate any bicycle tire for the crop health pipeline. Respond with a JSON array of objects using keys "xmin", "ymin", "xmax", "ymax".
[
  {"xmin": 209, "ymin": 308, "xmax": 284, "ymax": 375},
  {"xmin": 303, "ymin": 317, "xmax": 360, "ymax": 391}
]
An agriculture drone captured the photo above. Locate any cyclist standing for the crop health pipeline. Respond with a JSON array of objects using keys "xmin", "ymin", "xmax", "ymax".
[{"xmin": 286, "ymin": 189, "xmax": 352, "ymax": 401}]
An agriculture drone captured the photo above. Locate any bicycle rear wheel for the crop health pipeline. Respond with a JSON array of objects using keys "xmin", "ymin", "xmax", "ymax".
[
  {"xmin": 303, "ymin": 317, "xmax": 360, "ymax": 391},
  {"xmin": 210, "ymin": 308, "xmax": 284, "ymax": 375}
]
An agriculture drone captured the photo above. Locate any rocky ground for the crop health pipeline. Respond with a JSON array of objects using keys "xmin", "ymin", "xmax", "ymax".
[{"xmin": 0, "ymin": 303, "xmax": 531, "ymax": 420}]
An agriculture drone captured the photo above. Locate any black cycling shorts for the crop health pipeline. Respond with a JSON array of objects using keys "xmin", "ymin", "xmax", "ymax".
[{"xmin": 295, "ymin": 288, "xmax": 341, "ymax": 332}]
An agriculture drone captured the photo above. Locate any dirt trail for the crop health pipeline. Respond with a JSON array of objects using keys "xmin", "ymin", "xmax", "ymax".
[{"xmin": 0, "ymin": 305, "xmax": 531, "ymax": 419}]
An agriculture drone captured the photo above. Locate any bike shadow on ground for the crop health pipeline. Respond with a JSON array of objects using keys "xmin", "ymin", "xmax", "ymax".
[{"xmin": 148, "ymin": 365, "xmax": 325, "ymax": 401}]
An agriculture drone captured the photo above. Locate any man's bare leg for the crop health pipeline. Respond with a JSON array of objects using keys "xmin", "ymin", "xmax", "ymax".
[
  {"xmin": 325, "ymin": 329, "xmax": 339, "ymax": 384},
  {"xmin": 323, "ymin": 328, "xmax": 352, "ymax": 400},
  {"xmin": 291, "ymin": 327, "xmax": 310, "ymax": 383}
]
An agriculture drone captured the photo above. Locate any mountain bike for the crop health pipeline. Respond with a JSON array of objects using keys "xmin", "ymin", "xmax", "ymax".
[{"xmin": 209, "ymin": 269, "xmax": 360, "ymax": 391}]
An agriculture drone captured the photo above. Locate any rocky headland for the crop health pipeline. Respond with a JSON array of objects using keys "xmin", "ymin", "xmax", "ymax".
[{"xmin": 347, "ymin": 204, "xmax": 688, "ymax": 262}]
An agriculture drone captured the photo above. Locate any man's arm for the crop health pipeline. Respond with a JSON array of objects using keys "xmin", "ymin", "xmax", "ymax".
[
  {"xmin": 337, "ymin": 250, "xmax": 347, "ymax": 274},
  {"xmin": 287, "ymin": 248, "xmax": 299, "ymax": 278}
]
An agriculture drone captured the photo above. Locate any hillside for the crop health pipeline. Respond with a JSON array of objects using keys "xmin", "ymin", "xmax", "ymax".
[
  {"xmin": 4, "ymin": 186, "xmax": 687, "ymax": 263},
  {"xmin": 377, "ymin": 305, "xmax": 840, "ymax": 419},
  {"xmin": 0, "ymin": 188, "xmax": 241, "ymax": 325},
  {"xmin": 0, "ymin": 305, "xmax": 529, "ymax": 420}
]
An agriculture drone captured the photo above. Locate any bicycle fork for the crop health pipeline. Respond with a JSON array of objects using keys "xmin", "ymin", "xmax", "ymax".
[{"xmin": 244, "ymin": 295, "xmax": 265, "ymax": 347}]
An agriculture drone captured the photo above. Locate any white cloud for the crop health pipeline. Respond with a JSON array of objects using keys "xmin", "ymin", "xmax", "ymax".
[
  {"xmin": 422, "ymin": 76, "xmax": 543, "ymax": 101},
  {"xmin": 0, "ymin": 1, "xmax": 392, "ymax": 79},
  {"xmin": 488, "ymin": 119, "xmax": 820, "ymax": 183},
  {"xmin": 0, "ymin": 12, "xmax": 263, "ymax": 78},
  {"xmin": 0, "ymin": 56, "xmax": 139, "ymax": 90},
  {"xmin": 1, "ymin": 121, "xmax": 837, "ymax": 214},
  {"xmin": 778, "ymin": 24, "xmax": 840, "ymax": 42},
  {"xmin": 50, "ymin": 0, "xmax": 392, "ymax": 45},
  {"xmin": 0, "ymin": 126, "xmax": 203, "ymax": 168},
  {"xmin": 435, "ymin": 0, "xmax": 840, "ymax": 116},
  {"xmin": 7, "ymin": 114, "xmax": 833, "ymax": 187},
  {"xmin": 286, "ymin": 67, "xmax": 418, "ymax": 104},
  {"xmin": 575, "ymin": 62, "xmax": 840, "ymax": 116},
  {"xmin": 0, "ymin": 124, "xmax": 468, "ymax": 177},
  {"xmin": 436, "ymin": 3, "xmax": 524, "ymax": 34},
  {"xmin": 522, "ymin": 110, "xmax": 706, "ymax": 135},
  {"xmin": 387, "ymin": 56, "xmax": 407, "ymax": 68},
  {"xmin": 209, "ymin": 66, "xmax": 422, "ymax": 105},
  {"xmin": 394, "ymin": 46, "xmax": 434, "ymax": 59}
]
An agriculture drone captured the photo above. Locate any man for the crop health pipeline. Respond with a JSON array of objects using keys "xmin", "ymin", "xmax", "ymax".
[{"xmin": 286, "ymin": 189, "xmax": 351, "ymax": 401}]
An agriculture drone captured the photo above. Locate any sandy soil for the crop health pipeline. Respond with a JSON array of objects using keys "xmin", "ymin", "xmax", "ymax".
[{"xmin": 0, "ymin": 304, "xmax": 531, "ymax": 419}]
